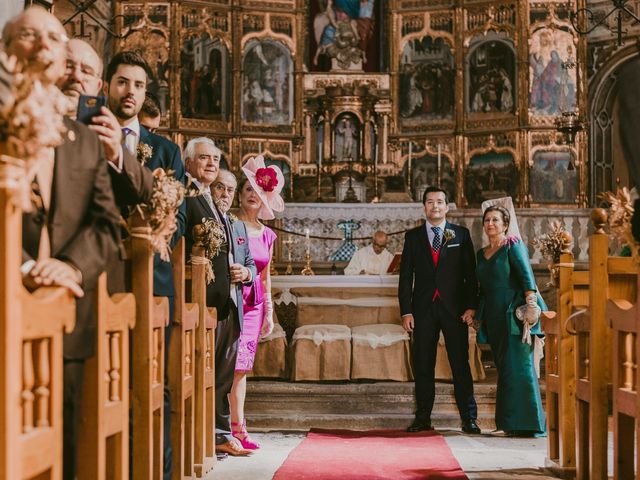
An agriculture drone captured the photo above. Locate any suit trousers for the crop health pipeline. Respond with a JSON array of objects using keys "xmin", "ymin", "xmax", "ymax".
[
  {"xmin": 412, "ymin": 300, "xmax": 477, "ymax": 422},
  {"xmin": 63, "ymin": 359, "xmax": 85, "ymax": 480},
  {"xmin": 215, "ymin": 309, "xmax": 240, "ymax": 445}
]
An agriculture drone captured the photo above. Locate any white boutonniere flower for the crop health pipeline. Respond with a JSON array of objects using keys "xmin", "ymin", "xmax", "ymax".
[
  {"xmin": 443, "ymin": 229, "xmax": 456, "ymax": 242},
  {"xmin": 227, "ymin": 212, "xmax": 238, "ymax": 225},
  {"xmin": 137, "ymin": 142, "xmax": 153, "ymax": 165}
]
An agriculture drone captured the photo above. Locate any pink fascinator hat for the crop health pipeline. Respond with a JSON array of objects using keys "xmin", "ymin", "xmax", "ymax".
[{"xmin": 241, "ymin": 155, "xmax": 285, "ymax": 220}]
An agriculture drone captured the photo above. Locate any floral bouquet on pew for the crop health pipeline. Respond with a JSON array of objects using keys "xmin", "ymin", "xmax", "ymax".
[
  {"xmin": 131, "ymin": 168, "xmax": 187, "ymax": 262},
  {"xmin": 599, "ymin": 187, "xmax": 638, "ymax": 259},
  {"xmin": 0, "ymin": 51, "xmax": 69, "ymax": 210},
  {"xmin": 190, "ymin": 218, "xmax": 226, "ymax": 284},
  {"xmin": 532, "ymin": 220, "xmax": 571, "ymax": 287}
]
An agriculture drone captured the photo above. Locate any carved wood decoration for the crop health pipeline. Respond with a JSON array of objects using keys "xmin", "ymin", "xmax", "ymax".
[{"xmin": 107, "ymin": 0, "xmax": 588, "ymax": 206}]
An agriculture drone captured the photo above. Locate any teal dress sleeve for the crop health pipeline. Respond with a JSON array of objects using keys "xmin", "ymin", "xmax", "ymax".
[{"xmin": 507, "ymin": 239, "xmax": 546, "ymax": 336}]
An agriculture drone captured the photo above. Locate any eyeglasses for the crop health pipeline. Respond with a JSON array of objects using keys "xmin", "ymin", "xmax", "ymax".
[
  {"xmin": 212, "ymin": 183, "xmax": 236, "ymax": 195},
  {"xmin": 14, "ymin": 28, "xmax": 68, "ymax": 46},
  {"xmin": 65, "ymin": 60, "xmax": 99, "ymax": 79}
]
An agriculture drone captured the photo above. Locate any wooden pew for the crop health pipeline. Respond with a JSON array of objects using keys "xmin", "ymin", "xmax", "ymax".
[
  {"xmin": 0, "ymin": 160, "xmax": 75, "ymax": 480},
  {"xmin": 608, "ymin": 272, "xmax": 640, "ymax": 479},
  {"xmin": 77, "ymin": 273, "xmax": 136, "ymax": 480},
  {"xmin": 189, "ymin": 243, "xmax": 217, "ymax": 478},
  {"xmin": 129, "ymin": 214, "xmax": 170, "ymax": 480},
  {"xmin": 573, "ymin": 209, "xmax": 636, "ymax": 480},
  {"xmin": 541, "ymin": 243, "xmax": 585, "ymax": 477},
  {"xmin": 169, "ymin": 239, "xmax": 199, "ymax": 479}
]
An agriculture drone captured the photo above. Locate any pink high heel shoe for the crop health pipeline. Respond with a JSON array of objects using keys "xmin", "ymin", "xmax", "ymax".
[{"xmin": 231, "ymin": 420, "xmax": 260, "ymax": 450}]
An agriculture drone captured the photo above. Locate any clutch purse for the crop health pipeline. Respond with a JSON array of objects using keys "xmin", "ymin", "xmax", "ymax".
[
  {"xmin": 515, "ymin": 303, "xmax": 541, "ymax": 326},
  {"xmin": 244, "ymin": 280, "xmax": 264, "ymax": 307}
]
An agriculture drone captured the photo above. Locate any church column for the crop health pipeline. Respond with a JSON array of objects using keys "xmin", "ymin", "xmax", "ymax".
[
  {"xmin": 363, "ymin": 111, "xmax": 372, "ymax": 163},
  {"xmin": 323, "ymin": 110, "xmax": 331, "ymax": 163},
  {"xmin": 304, "ymin": 111, "xmax": 312, "ymax": 164}
]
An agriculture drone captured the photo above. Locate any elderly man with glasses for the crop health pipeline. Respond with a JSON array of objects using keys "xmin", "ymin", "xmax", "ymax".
[
  {"xmin": 3, "ymin": 7, "xmax": 120, "ymax": 480},
  {"xmin": 344, "ymin": 230, "xmax": 394, "ymax": 275}
]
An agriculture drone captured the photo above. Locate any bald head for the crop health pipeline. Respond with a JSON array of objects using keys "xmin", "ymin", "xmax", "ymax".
[
  {"xmin": 58, "ymin": 39, "xmax": 103, "ymax": 112},
  {"xmin": 372, "ymin": 230, "xmax": 388, "ymax": 255},
  {"xmin": 3, "ymin": 6, "xmax": 68, "ymax": 84}
]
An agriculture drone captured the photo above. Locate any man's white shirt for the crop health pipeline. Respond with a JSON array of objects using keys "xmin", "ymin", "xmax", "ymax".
[{"xmin": 344, "ymin": 244, "xmax": 394, "ymax": 275}]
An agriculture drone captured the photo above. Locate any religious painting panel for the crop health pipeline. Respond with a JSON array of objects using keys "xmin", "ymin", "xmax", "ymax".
[
  {"xmin": 309, "ymin": 0, "xmax": 382, "ymax": 72},
  {"xmin": 119, "ymin": 3, "xmax": 171, "ymax": 116},
  {"xmin": 529, "ymin": 150, "xmax": 578, "ymax": 204},
  {"xmin": 466, "ymin": 37, "xmax": 516, "ymax": 115},
  {"xmin": 400, "ymin": 36, "xmax": 454, "ymax": 127},
  {"xmin": 180, "ymin": 35, "xmax": 230, "ymax": 120},
  {"xmin": 529, "ymin": 27, "xmax": 576, "ymax": 117},
  {"xmin": 241, "ymin": 40, "xmax": 293, "ymax": 125},
  {"xmin": 464, "ymin": 152, "xmax": 517, "ymax": 206},
  {"xmin": 411, "ymin": 154, "xmax": 456, "ymax": 203},
  {"xmin": 333, "ymin": 112, "xmax": 360, "ymax": 163}
]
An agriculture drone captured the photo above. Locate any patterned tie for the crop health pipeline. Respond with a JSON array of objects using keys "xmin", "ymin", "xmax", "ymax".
[
  {"xmin": 431, "ymin": 226, "xmax": 442, "ymax": 252},
  {"xmin": 202, "ymin": 188, "xmax": 215, "ymax": 212},
  {"xmin": 122, "ymin": 127, "xmax": 133, "ymax": 154}
]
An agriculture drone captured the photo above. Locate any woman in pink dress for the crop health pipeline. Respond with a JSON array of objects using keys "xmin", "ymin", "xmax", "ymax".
[{"xmin": 230, "ymin": 155, "xmax": 285, "ymax": 450}]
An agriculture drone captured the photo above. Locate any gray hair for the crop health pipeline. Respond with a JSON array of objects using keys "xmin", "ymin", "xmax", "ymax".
[{"xmin": 184, "ymin": 137, "xmax": 220, "ymax": 160}]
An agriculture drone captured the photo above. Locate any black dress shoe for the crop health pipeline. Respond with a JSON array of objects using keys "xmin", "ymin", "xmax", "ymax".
[
  {"xmin": 461, "ymin": 419, "xmax": 481, "ymax": 434},
  {"xmin": 407, "ymin": 419, "xmax": 434, "ymax": 432}
]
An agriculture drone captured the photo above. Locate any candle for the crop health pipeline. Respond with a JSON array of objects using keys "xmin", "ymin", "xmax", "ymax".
[
  {"xmin": 304, "ymin": 228, "xmax": 310, "ymax": 250},
  {"xmin": 259, "ymin": 141, "xmax": 263, "ymax": 154},
  {"xmin": 437, "ymin": 143, "xmax": 441, "ymax": 186},
  {"xmin": 408, "ymin": 141, "xmax": 413, "ymax": 189}
]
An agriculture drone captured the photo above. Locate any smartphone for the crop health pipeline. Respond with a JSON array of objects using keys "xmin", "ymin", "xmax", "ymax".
[{"xmin": 76, "ymin": 94, "xmax": 107, "ymax": 125}]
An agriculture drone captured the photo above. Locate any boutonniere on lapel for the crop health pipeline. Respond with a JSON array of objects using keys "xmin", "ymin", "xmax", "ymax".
[
  {"xmin": 137, "ymin": 142, "xmax": 153, "ymax": 165},
  {"xmin": 227, "ymin": 212, "xmax": 238, "ymax": 225},
  {"xmin": 443, "ymin": 228, "xmax": 456, "ymax": 243},
  {"xmin": 236, "ymin": 236, "xmax": 246, "ymax": 246}
]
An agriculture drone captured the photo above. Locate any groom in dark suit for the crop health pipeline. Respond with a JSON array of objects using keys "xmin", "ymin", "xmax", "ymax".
[
  {"xmin": 184, "ymin": 149, "xmax": 256, "ymax": 457},
  {"xmin": 399, "ymin": 186, "xmax": 480, "ymax": 434},
  {"xmin": 104, "ymin": 51, "xmax": 185, "ymax": 480}
]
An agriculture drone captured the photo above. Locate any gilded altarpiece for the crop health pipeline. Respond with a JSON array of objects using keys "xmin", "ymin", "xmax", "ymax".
[{"xmin": 108, "ymin": 1, "xmax": 587, "ymax": 206}]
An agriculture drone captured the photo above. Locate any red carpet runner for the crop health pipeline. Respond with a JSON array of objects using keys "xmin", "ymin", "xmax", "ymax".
[{"xmin": 273, "ymin": 429, "xmax": 467, "ymax": 480}]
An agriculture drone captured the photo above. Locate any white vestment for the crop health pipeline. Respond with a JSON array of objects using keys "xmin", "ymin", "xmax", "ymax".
[{"xmin": 344, "ymin": 245, "xmax": 394, "ymax": 275}]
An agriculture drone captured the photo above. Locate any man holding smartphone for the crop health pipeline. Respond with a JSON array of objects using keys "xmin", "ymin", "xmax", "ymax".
[{"xmin": 57, "ymin": 39, "xmax": 154, "ymax": 212}]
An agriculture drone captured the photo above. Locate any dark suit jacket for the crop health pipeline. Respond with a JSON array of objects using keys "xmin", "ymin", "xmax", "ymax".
[
  {"xmin": 138, "ymin": 125, "xmax": 186, "ymax": 297},
  {"xmin": 22, "ymin": 117, "xmax": 120, "ymax": 359},
  {"xmin": 398, "ymin": 221, "xmax": 478, "ymax": 320},
  {"xmin": 106, "ymin": 147, "xmax": 155, "ymax": 294},
  {"xmin": 185, "ymin": 184, "xmax": 256, "ymax": 330}
]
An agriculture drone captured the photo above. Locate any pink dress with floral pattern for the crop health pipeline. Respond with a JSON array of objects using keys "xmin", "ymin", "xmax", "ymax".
[{"xmin": 235, "ymin": 225, "xmax": 277, "ymax": 371}]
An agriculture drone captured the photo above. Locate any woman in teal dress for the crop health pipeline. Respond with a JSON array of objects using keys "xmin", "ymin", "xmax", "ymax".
[{"xmin": 475, "ymin": 206, "xmax": 546, "ymax": 436}]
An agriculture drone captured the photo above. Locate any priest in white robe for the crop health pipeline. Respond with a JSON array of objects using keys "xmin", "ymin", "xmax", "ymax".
[{"xmin": 344, "ymin": 230, "xmax": 394, "ymax": 275}]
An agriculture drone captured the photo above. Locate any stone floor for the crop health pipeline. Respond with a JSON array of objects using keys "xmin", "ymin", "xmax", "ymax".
[{"xmin": 210, "ymin": 430, "xmax": 563, "ymax": 479}]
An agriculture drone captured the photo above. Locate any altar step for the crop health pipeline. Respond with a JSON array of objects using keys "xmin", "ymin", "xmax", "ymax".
[{"xmin": 245, "ymin": 378, "xmax": 531, "ymax": 431}]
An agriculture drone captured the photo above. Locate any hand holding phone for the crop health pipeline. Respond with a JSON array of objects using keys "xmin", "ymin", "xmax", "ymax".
[{"xmin": 76, "ymin": 94, "xmax": 107, "ymax": 125}]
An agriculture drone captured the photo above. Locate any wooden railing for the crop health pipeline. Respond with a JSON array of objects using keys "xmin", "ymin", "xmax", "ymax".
[
  {"xmin": 130, "ymin": 214, "xmax": 170, "ymax": 480},
  {"xmin": 190, "ymin": 244, "xmax": 217, "ymax": 478},
  {"xmin": 573, "ymin": 212, "xmax": 636, "ymax": 480},
  {"xmin": 77, "ymin": 274, "xmax": 136, "ymax": 479},
  {"xmin": 608, "ymin": 276, "xmax": 640, "ymax": 480},
  {"xmin": 0, "ymin": 160, "xmax": 75, "ymax": 480},
  {"xmin": 169, "ymin": 238, "xmax": 198, "ymax": 479},
  {"xmin": 541, "ymin": 248, "xmax": 584, "ymax": 477}
]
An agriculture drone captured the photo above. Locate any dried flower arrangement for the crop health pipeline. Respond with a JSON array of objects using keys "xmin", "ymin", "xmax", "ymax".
[
  {"xmin": 0, "ymin": 52, "xmax": 70, "ymax": 210},
  {"xmin": 599, "ymin": 187, "xmax": 638, "ymax": 257},
  {"xmin": 190, "ymin": 217, "xmax": 226, "ymax": 284},
  {"xmin": 532, "ymin": 220, "xmax": 569, "ymax": 264},
  {"xmin": 133, "ymin": 168, "xmax": 187, "ymax": 262}
]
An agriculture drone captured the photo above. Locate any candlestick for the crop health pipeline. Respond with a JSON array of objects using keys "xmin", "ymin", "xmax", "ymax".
[
  {"xmin": 282, "ymin": 234, "xmax": 295, "ymax": 275},
  {"xmin": 300, "ymin": 249, "xmax": 315, "ymax": 275}
]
